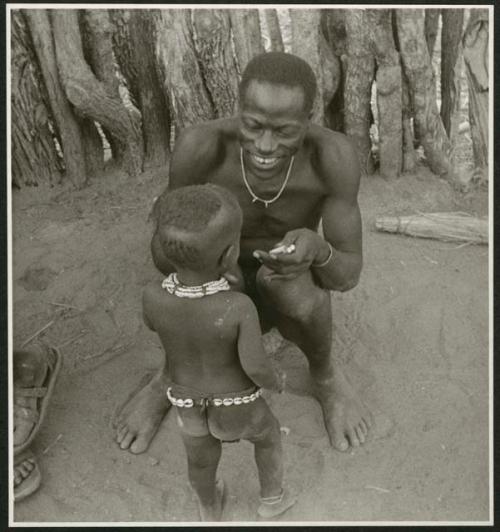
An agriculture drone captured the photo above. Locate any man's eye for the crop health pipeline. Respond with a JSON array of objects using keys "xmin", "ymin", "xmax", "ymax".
[{"xmin": 244, "ymin": 121, "xmax": 260, "ymax": 130}]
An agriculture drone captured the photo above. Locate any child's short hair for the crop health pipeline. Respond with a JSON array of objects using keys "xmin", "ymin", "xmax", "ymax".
[
  {"xmin": 156, "ymin": 184, "xmax": 241, "ymax": 270},
  {"xmin": 239, "ymin": 52, "xmax": 317, "ymax": 114}
]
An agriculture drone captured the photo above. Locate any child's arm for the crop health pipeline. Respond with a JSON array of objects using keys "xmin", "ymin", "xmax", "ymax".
[{"xmin": 237, "ymin": 296, "xmax": 284, "ymax": 392}]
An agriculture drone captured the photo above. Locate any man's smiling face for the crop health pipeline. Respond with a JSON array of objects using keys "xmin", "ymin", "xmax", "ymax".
[{"xmin": 238, "ymin": 80, "xmax": 311, "ymax": 180}]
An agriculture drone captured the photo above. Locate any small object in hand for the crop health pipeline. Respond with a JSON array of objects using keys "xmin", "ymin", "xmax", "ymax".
[{"xmin": 269, "ymin": 244, "xmax": 296, "ymax": 256}]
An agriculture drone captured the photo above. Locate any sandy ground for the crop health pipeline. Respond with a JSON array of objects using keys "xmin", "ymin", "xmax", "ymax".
[{"xmin": 11, "ymin": 164, "xmax": 489, "ymax": 523}]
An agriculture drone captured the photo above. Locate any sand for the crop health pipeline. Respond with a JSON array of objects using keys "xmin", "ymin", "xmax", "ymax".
[{"xmin": 11, "ymin": 164, "xmax": 490, "ymax": 523}]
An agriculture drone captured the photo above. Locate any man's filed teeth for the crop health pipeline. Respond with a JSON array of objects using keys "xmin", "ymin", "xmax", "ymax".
[{"xmin": 253, "ymin": 154, "xmax": 278, "ymax": 166}]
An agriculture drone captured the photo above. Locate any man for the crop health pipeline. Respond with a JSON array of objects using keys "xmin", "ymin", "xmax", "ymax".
[{"xmin": 113, "ymin": 51, "xmax": 373, "ymax": 454}]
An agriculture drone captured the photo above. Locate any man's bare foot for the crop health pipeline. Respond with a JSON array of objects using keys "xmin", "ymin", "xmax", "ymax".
[
  {"xmin": 312, "ymin": 369, "xmax": 373, "ymax": 451},
  {"xmin": 197, "ymin": 478, "xmax": 226, "ymax": 522},
  {"xmin": 112, "ymin": 371, "xmax": 171, "ymax": 454},
  {"xmin": 14, "ymin": 449, "xmax": 41, "ymax": 502}
]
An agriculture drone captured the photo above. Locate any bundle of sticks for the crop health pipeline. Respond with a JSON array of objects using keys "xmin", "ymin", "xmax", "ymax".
[{"xmin": 374, "ymin": 212, "xmax": 488, "ymax": 245}]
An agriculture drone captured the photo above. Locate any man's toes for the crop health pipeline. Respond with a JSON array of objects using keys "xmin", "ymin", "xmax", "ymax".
[
  {"xmin": 329, "ymin": 430, "xmax": 350, "ymax": 451},
  {"xmin": 116, "ymin": 426, "xmax": 130, "ymax": 444},
  {"xmin": 355, "ymin": 426, "xmax": 366, "ymax": 444},
  {"xmin": 119, "ymin": 431, "xmax": 136, "ymax": 450},
  {"xmin": 359, "ymin": 420, "xmax": 368, "ymax": 435},
  {"xmin": 130, "ymin": 435, "xmax": 150, "ymax": 454},
  {"xmin": 347, "ymin": 428, "xmax": 360, "ymax": 448}
]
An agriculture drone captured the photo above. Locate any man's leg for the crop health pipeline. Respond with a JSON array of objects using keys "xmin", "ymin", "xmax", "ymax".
[
  {"xmin": 112, "ymin": 365, "xmax": 171, "ymax": 454},
  {"xmin": 181, "ymin": 433, "xmax": 224, "ymax": 521},
  {"xmin": 256, "ymin": 266, "xmax": 373, "ymax": 451}
]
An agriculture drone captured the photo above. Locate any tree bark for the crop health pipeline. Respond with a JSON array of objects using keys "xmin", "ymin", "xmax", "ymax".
[
  {"xmin": 322, "ymin": 9, "xmax": 347, "ymax": 131},
  {"xmin": 263, "ymin": 9, "xmax": 284, "ymax": 52},
  {"xmin": 109, "ymin": 9, "xmax": 139, "ymax": 107},
  {"xmin": 401, "ymin": 73, "xmax": 417, "ymax": 173},
  {"xmin": 396, "ymin": 9, "xmax": 454, "ymax": 179},
  {"xmin": 463, "ymin": 9, "xmax": 489, "ymax": 172},
  {"xmin": 128, "ymin": 10, "xmax": 170, "ymax": 166},
  {"xmin": 424, "ymin": 9, "xmax": 440, "ymax": 56},
  {"xmin": 154, "ymin": 10, "xmax": 214, "ymax": 133},
  {"xmin": 191, "ymin": 10, "xmax": 239, "ymax": 118},
  {"xmin": 229, "ymin": 9, "xmax": 263, "ymax": 74},
  {"xmin": 11, "ymin": 10, "xmax": 63, "ymax": 187},
  {"xmin": 440, "ymin": 9, "xmax": 464, "ymax": 138},
  {"xmin": 290, "ymin": 9, "xmax": 338, "ymax": 127},
  {"xmin": 50, "ymin": 9, "xmax": 143, "ymax": 178},
  {"xmin": 24, "ymin": 9, "xmax": 88, "ymax": 187},
  {"xmin": 343, "ymin": 9, "xmax": 375, "ymax": 174},
  {"xmin": 368, "ymin": 9, "xmax": 403, "ymax": 178}
]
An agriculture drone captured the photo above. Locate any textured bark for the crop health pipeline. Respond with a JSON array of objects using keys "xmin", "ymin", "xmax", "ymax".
[
  {"xmin": 401, "ymin": 73, "xmax": 417, "ymax": 173},
  {"xmin": 24, "ymin": 9, "xmax": 87, "ymax": 187},
  {"xmin": 11, "ymin": 11, "xmax": 62, "ymax": 187},
  {"xmin": 463, "ymin": 9, "xmax": 489, "ymax": 171},
  {"xmin": 109, "ymin": 10, "xmax": 139, "ymax": 106},
  {"xmin": 290, "ymin": 9, "xmax": 339, "ymax": 127},
  {"xmin": 440, "ymin": 9, "xmax": 464, "ymax": 138},
  {"xmin": 322, "ymin": 9, "xmax": 347, "ymax": 131},
  {"xmin": 191, "ymin": 10, "xmax": 239, "ymax": 118},
  {"xmin": 154, "ymin": 10, "xmax": 214, "ymax": 132},
  {"xmin": 368, "ymin": 9, "xmax": 403, "ymax": 178},
  {"xmin": 396, "ymin": 9, "xmax": 454, "ymax": 178},
  {"xmin": 343, "ymin": 10, "xmax": 375, "ymax": 174},
  {"xmin": 229, "ymin": 9, "xmax": 263, "ymax": 74},
  {"xmin": 128, "ymin": 10, "xmax": 170, "ymax": 166},
  {"xmin": 263, "ymin": 9, "xmax": 284, "ymax": 52},
  {"xmin": 51, "ymin": 9, "xmax": 143, "ymax": 177},
  {"xmin": 424, "ymin": 9, "xmax": 440, "ymax": 56}
]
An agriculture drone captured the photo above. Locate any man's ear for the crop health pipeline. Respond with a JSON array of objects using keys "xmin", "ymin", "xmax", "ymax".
[{"xmin": 219, "ymin": 244, "xmax": 235, "ymax": 270}]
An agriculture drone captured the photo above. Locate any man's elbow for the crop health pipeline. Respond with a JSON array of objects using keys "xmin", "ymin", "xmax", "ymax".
[{"xmin": 337, "ymin": 274, "xmax": 360, "ymax": 292}]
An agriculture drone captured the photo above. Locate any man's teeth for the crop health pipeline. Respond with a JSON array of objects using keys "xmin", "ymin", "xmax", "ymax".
[{"xmin": 253, "ymin": 155, "xmax": 278, "ymax": 165}]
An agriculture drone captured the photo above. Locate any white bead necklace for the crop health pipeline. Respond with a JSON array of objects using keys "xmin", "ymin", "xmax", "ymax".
[
  {"xmin": 162, "ymin": 273, "xmax": 230, "ymax": 299},
  {"xmin": 240, "ymin": 148, "xmax": 295, "ymax": 208}
]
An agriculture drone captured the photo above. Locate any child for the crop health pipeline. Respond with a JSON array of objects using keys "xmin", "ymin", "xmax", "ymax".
[{"xmin": 142, "ymin": 184, "xmax": 296, "ymax": 521}]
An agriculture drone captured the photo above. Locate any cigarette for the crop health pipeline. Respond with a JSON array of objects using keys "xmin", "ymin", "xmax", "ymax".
[{"xmin": 269, "ymin": 244, "xmax": 296, "ymax": 255}]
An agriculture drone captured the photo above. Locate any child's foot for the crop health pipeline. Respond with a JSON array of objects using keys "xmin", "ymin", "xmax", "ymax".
[
  {"xmin": 257, "ymin": 487, "xmax": 296, "ymax": 519},
  {"xmin": 112, "ymin": 371, "xmax": 171, "ymax": 454},
  {"xmin": 197, "ymin": 478, "xmax": 226, "ymax": 522}
]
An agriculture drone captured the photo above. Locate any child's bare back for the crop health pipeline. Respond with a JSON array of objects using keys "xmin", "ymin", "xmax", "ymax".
[{"xmin": 143, "ymin": 284, "xmax": 255, "ymax": 394}]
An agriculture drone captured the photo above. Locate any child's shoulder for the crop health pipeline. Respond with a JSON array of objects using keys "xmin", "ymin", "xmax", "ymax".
[
  {"xmin": 143, "ymin": 280, "xmax": 168, "ymax": 304},
  {"xmin": 221, "ymin": 291, "xmax": 258, "ymax": 317}
]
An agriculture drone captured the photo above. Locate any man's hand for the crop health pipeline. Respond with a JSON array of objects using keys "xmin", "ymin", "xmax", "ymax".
[{"xmin": 253, "ymin": 229, "xmax": 329, "ymax": 281}]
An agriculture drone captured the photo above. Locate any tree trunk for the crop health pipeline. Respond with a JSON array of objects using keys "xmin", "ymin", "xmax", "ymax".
[
  {"xmin": 229, "ymin": 9, "xmax": 263, "ymax": 74},
  {"xmin": 401, "ymin": 73, "xmax": 417, "ymax": 173},
  {"xmin": 322, "ymin": 9, "xmax": 347, "ymax": 131},
  {"xmin": 462, "ymin": 9, "xmax": 489, "ymax": 173},
  {"xmin": 154, "ymin": 10, "xmax": 214, "ymax": 133},
  {"xmin": 109, "ymin": 10, "xmax": 139, "ymax": 107},
  {"xmin": 191, "ymin": 10, "xmax": 239, "ymax": 118},
  {"xmin": 424, "ymin": 9, "xmax": 440, "ymax": 56},
  {"xmin": 263, "ymin": 9, "xmax": 284, "ymax": 52},
  {"xmin": 290, "ymin": 9, "xmax": 338, "ymax": 127},
  {"xmin": 50, "ymin": 9, "xmax": 143, "ymax": 178},
  {"xmin": 440, "ymin": 9, "xmax": 464, "ymax": 138},
  {"xmin": 343, "ymin": 9, "xmax": 375, "ymax": 174},
  {"xmin": 24, "ymin": 9, "xmax": 88, "ymax": 188},
  {"xmin": 368, "ymin": 9, "xmax": 403, "ymax": 178},
  {"xmin": 396, "ymin": 9, "xmax": 454, "ymax": 179},
  {"xmin": 128, "ymin": 10, "xmax": 170, "ymax": 167},
  {"xmin": 11, "ymin": 11, "xmax": 63, "ymax": 187}
]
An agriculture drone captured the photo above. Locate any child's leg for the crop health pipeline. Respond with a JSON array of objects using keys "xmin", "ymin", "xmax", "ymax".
[{"xmin": 181, "ymin": 432, "xmax": 224, "ymax": 521}]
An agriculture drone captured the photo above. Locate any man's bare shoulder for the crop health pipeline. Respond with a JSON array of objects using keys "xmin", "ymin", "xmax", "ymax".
[{"xmin": 306, "ymin": 125, "xmax": 361, "ymax": 194}]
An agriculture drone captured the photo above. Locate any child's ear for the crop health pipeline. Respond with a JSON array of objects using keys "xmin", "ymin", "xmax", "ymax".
[{"xmin": 219, "ymin": 244, "xmax": 235, "ymax": 270}]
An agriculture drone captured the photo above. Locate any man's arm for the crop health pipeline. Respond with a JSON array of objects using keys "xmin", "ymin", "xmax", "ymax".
[
  {"xmin": 312, "ymin": 134, "xmax": 363, "ymax": 291},
  {"xmin": 236, "ymin": 296, "xmax": 283, "ymax": 392}
]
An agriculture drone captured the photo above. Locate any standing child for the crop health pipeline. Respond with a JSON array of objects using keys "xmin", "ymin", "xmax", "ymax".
[{"xmin": 142, "ymin": 184, "xmax": 296, "ymax": 521}]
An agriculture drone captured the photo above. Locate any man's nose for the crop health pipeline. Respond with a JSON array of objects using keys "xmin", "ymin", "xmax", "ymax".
[{"xmin": 255, "ymin": 130, "xmax": 276, "ymax": 155}]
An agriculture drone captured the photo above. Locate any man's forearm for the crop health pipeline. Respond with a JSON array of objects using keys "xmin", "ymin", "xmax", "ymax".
[{"xmin": 312, "ymin": 244, "xmax": 362, "ymax": 292}]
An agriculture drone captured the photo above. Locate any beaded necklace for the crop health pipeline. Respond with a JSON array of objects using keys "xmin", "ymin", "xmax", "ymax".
[{"xmin": 162, "ymin": 272, "xmax": 230, "ymax": 299}]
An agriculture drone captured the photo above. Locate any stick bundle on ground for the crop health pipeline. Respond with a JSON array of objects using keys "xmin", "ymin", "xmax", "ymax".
[{"xmin": 374, "ymin": 212, "xmax": 488, "ymax": 245}]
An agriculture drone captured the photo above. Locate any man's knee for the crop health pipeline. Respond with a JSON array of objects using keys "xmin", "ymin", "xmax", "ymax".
[{"xmin": 256, "ymin": 266, "xmax": 330, "ymax": 322}]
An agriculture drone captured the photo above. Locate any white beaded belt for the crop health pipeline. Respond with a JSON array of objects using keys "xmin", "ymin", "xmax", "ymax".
[{"xmin": 166, "ymin": 386, "xmax": 262, "ymax": 408}]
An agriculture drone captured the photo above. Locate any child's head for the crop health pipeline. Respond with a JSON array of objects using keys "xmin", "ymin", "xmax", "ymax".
[{"xmin": 156, "ymin": 184, "xmax": 243, "ymax": 274}]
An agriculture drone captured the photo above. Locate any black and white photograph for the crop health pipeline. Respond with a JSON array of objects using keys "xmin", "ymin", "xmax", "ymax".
[{"xmin": 7, "ymin": 3, "xmax": 493, "ymax": 526}]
